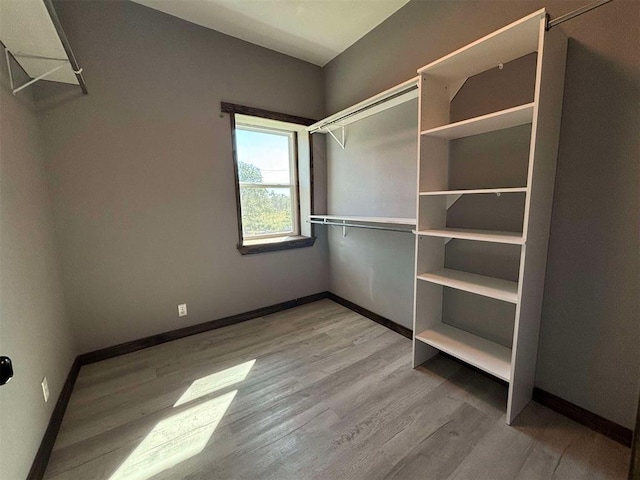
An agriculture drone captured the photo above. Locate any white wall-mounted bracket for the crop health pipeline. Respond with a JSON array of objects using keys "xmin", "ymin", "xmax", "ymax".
[
  {"xmin": 325, "ymin": 126, "xmax": 345, "ymax": 149},
  {"xmin": 419, "ymin": 234, "xmax": 453, "ymax": 244},
  {"xmin": 4, "ymin": 47, "xmax": 81, "ymax": 95},
  {"xmin": 325, "ymin": 219, "xmax": 348, "ymax": 237},
  {"xmin": 446, "ymin": 194, "xmax": 463, "ymax": 210},
  {"xmin": 448, "ymin": 78, "xmax": 468, "ymax": 101}
]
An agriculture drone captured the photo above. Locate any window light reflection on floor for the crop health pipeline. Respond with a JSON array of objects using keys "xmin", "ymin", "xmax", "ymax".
[
  {"xmin": 174, "ymin": 359, "xmax": 256, "ymax": 407},
  {"xmin": 108, "ymin": 359, "xmax": 256, "ymax": 480}
]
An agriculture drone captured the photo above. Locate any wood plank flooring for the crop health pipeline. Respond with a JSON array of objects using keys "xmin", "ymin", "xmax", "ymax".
[{"xmin": 43, "ymin": 299, "xmax": 630, "ymax": 479}]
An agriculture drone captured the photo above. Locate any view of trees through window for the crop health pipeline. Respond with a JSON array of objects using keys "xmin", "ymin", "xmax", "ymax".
[{"xmin": 236, "ymin": 126, "xmax": 295, "ymax": 238}]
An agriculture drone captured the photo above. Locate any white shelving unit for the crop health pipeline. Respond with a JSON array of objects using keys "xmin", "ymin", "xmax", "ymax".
[
  {"xmin": 307, "ymin": 79, "xmax": 419, "ymax": 235},
  {"xmin": 413, "ymin": 9, "xmax": 567, "ymax": 424},
  {"xmin": 307, "ymin": 76, "xmax": 418, "ymax": 148}
]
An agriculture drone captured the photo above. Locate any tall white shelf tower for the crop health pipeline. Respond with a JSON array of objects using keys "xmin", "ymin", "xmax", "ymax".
[{"xmin": 412, "ymin": 9, "xmax": 568, "ymax": 423}]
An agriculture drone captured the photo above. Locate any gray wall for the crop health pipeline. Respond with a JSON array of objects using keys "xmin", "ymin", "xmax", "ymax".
[
  {"xmin": 34, "ymin": 0, "xmax": 329, "ymax": 353},
  {"xmin": 0, "ymin": 56, "xmax": 77, "ymax": 480},
  {"xmin": 326, "ymin": 100, "xmax": 417, "ymax": 329},
  {"xmin": 324, "ymin": 0, "xmax": 639, "ymax": 428}
]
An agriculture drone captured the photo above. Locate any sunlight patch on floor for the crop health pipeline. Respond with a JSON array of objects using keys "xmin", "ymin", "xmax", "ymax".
[
  {"xmin": 174, "ymin": 359, "xmax": 256, "ymax": 407},
  {"xmin": 109, "ymin": 359, "xmax": 256, "ymax": 480}
]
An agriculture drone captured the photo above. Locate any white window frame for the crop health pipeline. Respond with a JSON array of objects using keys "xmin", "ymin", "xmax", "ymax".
[{"xmin": 235, "ymin": 123, "xmax": 300, "ymax": 241}]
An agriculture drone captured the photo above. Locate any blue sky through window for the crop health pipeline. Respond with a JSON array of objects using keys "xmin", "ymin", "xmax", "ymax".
[{"xmin": 236, "ymin": 128, "xmax": 291, "ymax": 185}]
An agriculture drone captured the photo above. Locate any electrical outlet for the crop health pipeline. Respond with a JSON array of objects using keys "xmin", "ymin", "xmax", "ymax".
[
  {"xmin": 178, "ymin": 303, "xmax": 188, "ymax": 317},
  {"xmin": 41, "ymin": 377, "xmax": 49, "ymax": 403}
]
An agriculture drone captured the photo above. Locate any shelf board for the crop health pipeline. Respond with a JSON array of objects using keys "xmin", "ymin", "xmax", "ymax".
[
  {"xmin": 307, "ymin": 77, "xmax": 418, "ymax": 133},
  {"xmin": 417, "ymin": 268, "xmax": 518, "ymax": 304},
  {"xmin": 421, "ymin": 103, "xmax": 534, "ymax": 140},
  {"xmin": 420, "ymin": 187, "xmax": 527, "ymax": 196},
  {"xmin": 0, "ymin": 1, "xmax": 82, "ymax": 86},
  {"xmin": 416, "ymin": 324, "xmax": 512, "ymax": 382},
  {"xmin": 416, "ymin": 227, "xmax": 524, "ymax": 245},
  {"xmin": 417, "ymin": 9, "xmax": 543, "ymax": 83},
  {"xmin": 309, "ymin": 215, "xmax": 416, "ymax": 226}
]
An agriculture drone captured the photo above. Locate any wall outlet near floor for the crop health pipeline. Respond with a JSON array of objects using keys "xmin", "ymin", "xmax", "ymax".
[
  {"xmin": 178, "ymin": 303, "xmax": 188, "ymax": 317},
  {"xmin": 41, "ymin": 377, "xmax": 49, "ymax": 403}
]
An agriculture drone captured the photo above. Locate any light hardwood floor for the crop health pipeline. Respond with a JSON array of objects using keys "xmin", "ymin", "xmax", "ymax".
[{"xmin": 43, "ymin": 299, "xmax": 630, "ymax": 479}]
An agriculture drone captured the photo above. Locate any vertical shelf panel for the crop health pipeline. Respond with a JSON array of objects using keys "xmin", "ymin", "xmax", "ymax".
[{"xmin": 507, "ymin": 23, "xmax": 568, "ymax": 425}]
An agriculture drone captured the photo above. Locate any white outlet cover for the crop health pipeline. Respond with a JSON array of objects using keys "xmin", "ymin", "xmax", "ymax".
[
  {"xmin": 178, "ymin": 303, "xmax": 188, "ymax": 317},
  {"xmin": 41, "ymin": 377, "xmax": 49, "ymax": 403}
]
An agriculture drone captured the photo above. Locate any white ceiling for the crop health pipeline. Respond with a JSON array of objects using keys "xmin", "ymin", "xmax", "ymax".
[{"xmin": 132, "ymin": 0, "xmax": 410, "ymax": 66}]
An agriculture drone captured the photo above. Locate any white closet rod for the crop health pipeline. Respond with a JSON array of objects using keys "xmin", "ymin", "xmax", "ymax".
[
  {"xmin": 308, "ymin": 82, "xmax": 418, "ymax": 133},
  {"xmin": 308, "ymin": 219, "xmax": 414, "ymax": 234}
]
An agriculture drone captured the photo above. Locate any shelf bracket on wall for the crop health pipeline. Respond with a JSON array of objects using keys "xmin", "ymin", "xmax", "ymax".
[
  {"xmin": 446, "ymin": 194, "xmax": 463, "ymax": 210},
  {"xmin": 4, "ymin": 48, "xmax": 79, "ymax": 95},
  {"xmin": 0, "ymin": 0, "xmax": 88, "ymax": 95},
  {"xmin": 325, "ymin": 126, "xmax": 345, "ymax": 149},
  {"xmin": 418, "ymin": 234, "xmax": 453, "ymax": 245},
  {"xmin": 448, "ymin": 79, "xmax": 468, "ymax": 101}
]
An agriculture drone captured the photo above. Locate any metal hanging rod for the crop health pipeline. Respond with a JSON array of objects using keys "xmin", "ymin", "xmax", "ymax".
[
  {"xmin": 309, "ymin": 82, "xmax": 418, "ymax": 134},
  {"xmin": 43, "ymin": 0, "xmax": 88, "ymax": 94},
  {"xmin": 546, "ymin": 0, "xmax": 614, "ymax": 30},
  {"xmin": 308, "ymin": 219, "xmax": 414, "ymax": 234}
]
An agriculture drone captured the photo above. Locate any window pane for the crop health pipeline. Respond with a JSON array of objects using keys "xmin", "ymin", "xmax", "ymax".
[
  {"xmin": 240, "ymin": 186, "xmax": 293, "ymax": 237},
  {"xmin": 236, "ymin": 128, "xmax": 291, "ymax": 185}
]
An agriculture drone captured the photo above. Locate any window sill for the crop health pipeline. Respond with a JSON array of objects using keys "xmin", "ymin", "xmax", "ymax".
[{"xmin": 237, "ymin": 236, "xmax": 316, "ymax": 255}]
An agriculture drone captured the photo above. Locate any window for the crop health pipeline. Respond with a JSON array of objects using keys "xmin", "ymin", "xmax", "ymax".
[
  {"xmin": 236, "ymin": 125, "xmax": 298, "ymax": 240},
  {"xmin": 221, "ymin": 103, "xmax": 317, "ymax": 254}
]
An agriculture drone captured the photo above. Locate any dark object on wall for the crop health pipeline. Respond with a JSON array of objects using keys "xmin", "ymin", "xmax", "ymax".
[{"xmin": 0, "ymin": 356, "xmax": 13, "ymax": 385}]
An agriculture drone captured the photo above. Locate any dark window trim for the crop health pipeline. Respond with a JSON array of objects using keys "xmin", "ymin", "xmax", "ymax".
[
  {"xmin": 222, "ymin": 102, "xmax": 317, "ymax": 255},
  {"xmin": 221, "ymin": 102, "xmax": 316, "ymax": 126}
]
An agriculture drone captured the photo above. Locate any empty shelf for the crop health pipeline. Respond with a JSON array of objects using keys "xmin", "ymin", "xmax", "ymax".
[
  {"xmin": 307, "ymin": 77, "xmax": 418, "ymax": 133},
  {"xmin": 421, "ymin": 103, "xmax": 534, "ymax": 139},
  {"xmin": 416, "ymin": 227, "xmax": 524, "ymax": 245},
  {"xmin": 417, "ymin": 10, "xmax": 543, "ymax": 83},
  {"xmin": 417, "ymin": 268, "xmax": 518, "ymax": 303},
  {"xmin": 420, "ymin": 187, "xmax": 527, "ymax": 196},
  {"xmin": 416, "ymin": 324, "xmax": 512, "ymax": 382}
]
